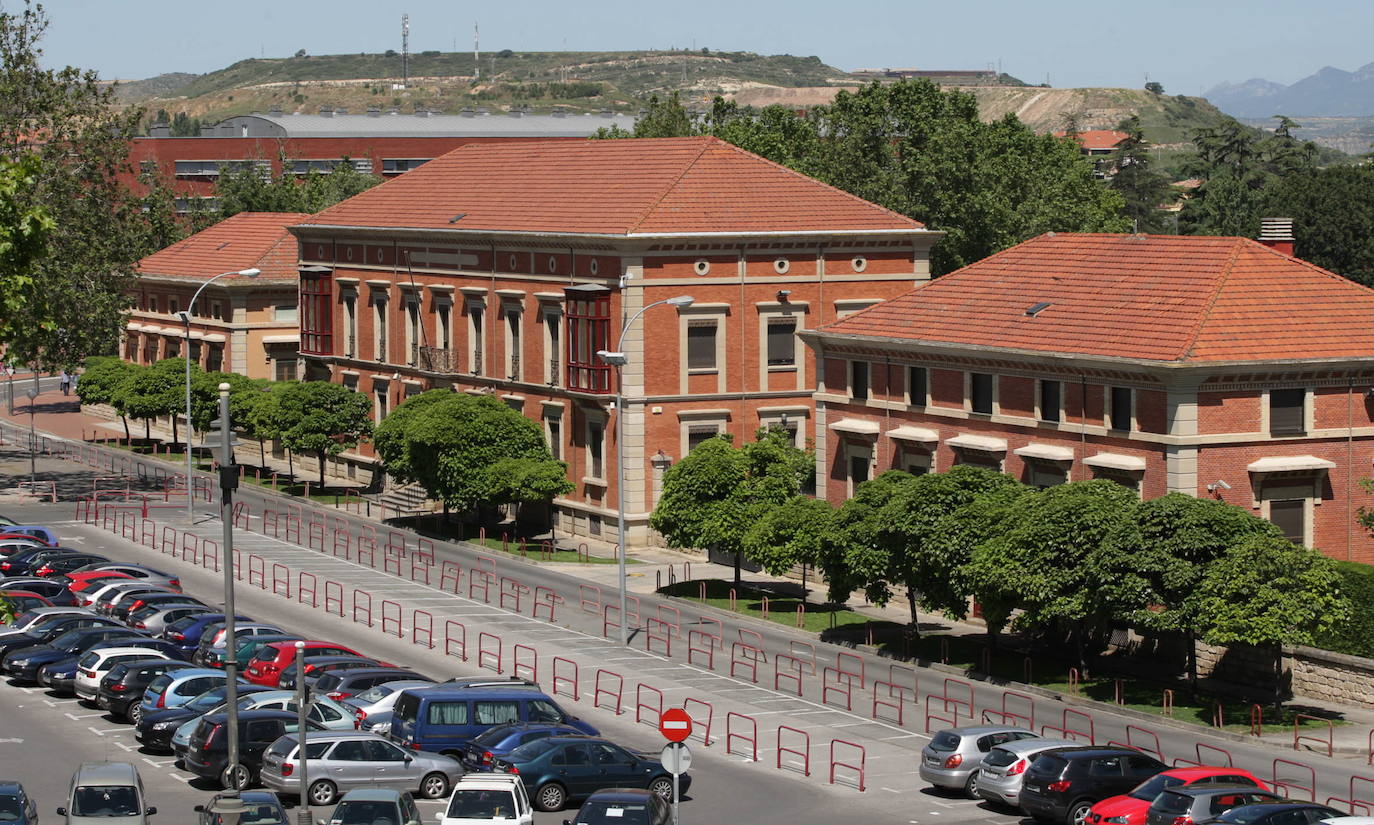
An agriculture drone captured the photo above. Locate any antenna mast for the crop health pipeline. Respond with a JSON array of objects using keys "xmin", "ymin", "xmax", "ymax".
[
  {"xmin": 474, "ymin": 22, "xmax": 480, "ymax": 81},
  {"xmin": 401, "ymin": 14, "xmax": 410, "ymax": 88}
]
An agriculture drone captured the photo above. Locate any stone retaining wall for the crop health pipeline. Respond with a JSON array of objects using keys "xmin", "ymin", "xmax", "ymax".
[{"xmin": 1197, "ymin": 640, "xmax": 1374, "ymax": 707}]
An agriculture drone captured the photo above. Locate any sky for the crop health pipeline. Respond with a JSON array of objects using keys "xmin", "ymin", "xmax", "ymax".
[{"xmin": 24, "ymin": 0, "xmax": 1374, "ymax": 96}]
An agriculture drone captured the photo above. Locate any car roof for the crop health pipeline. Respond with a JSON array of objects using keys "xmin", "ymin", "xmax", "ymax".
[
  {"xmin": 1165, "ymin": 784, "xmax": 1275, "ymax": 798},
  {"xmin": 1037, "ymin": 745, "xmax": 1148, "ymax": 758},
  {"xmin": 165, "ymin": 668, "xmax": 227, "ymax": 681},
  {"xmin": 204, "ymin": 709, "xmax": 301, "ymax": 723},
  {"xmin": 73, "ymin": 761, "xmax": 139, "ymax": 785},
  {"xmin": 991, "ymin": 737, "xmax": 1078, "ymax": 754},
  {"xmin": 939, "ymin": 725, "xmax": 1037, "ymax": 736},
  {"xmin": 338, "ymin": 788, "xmax": 405, "ymax": 802},
  {"xmin": 282, "ymin": 730, "xmax": 389, "ymax": 743},
  {"xmin": 454, "ymin": 775, "xmax": 523, "ymax": 789},
  {"xmin": 329, "ymin": 668, "xmax": 424, "ymax": 681},
  {"xmin": 88, "ymin": 646, "xmax": 168, "ymax": 659},
  {"xmin": 404, "ymin": 684, "xmax": 545, "ymax": 700},
  {"xmin": 1163, "ymin": 767, "xmax": 1257, "ymax": 779},
  {"xmin": 584, "ymin": 789, "xmax": 657, "ymax": 803},
  {"xmin": 0, "ymin": 781, "xmax": 23, "ymax": 795}
]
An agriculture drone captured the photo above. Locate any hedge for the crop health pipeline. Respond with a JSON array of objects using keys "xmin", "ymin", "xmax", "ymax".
[{"xmin": 1312, "ymin": 560, "xmax": 1374, "ymax": 658}]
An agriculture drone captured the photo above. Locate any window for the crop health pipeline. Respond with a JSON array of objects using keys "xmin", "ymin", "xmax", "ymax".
[
  {"xmin": 437, "ymin": 303, "xmax": 451, "ymax": 350},
  {"xmin": 148, "ymin": 295, "xmax": 159, "ymax": 313},
  {"xmin": 546, "ymin": 416, "xmax": 561, "ymax": 460},
  {"xmin": 381, "ymin": 158, "xmax": 430, "ymax": 173},
  {"xmin": 210, "ymin": 300, "xmax": 224, "ymax": 321},
  {"xmin": 687, "ymin": 424, "xmax": 720, "ymax": 452},
  {"xmin": 374, "ymin": 385, "xmax": 389, "ymax": 423},
  {"xmin": 528, "ymin": 699, "xmax": 564, "ymax": 724},
  {"xmin": 766, "ymin": 318, "xmax": 796, "ymax": 367},
  {"xmin": 587, "ymin": 420, "xmax": 605, "ymax": 479},
  {"xmin": 405, "ymin": 299, "xmax": 420, "ymax": 365},
  {"xmin": 342, "ymin": 295, "xmax": 357, "ymax": 357},
  {"xmin": 850, "ymin": 361, "xmax": 869, "ymax": 401},
  {"xmin": 165, "ymin": 340, "xmax": 180, "ymax": 359},
  {"xmin": 274, "ymin": 304, "xmax": 298, "ymax": 323},
  {"xmin": 970, "ymin": 372, "xmax": 994, "ymax": 414},
  {"xmin": 544, "ymin": 311, "xmax": 561, "ymax": 385},
  {"xmin": 426, "ymin": 701, "xmax": 468, "ymax": 725},
  {"xmin": 1269, "ymin": 499, "xmax": 1305, "ymax": 544},
  {"xmin": 506, "ymin": 310, "xmax": 521, "ymax": 380},
  {"xmin": 908, "ymin": 366, "xmax": 928, "ymax": 407},
  {"xmin": 273, "ymin": 357, "xmax": 297, "ymax": 382},
  {"xmin": 687, "ymin": 321, "xmax": 717, "ymax": 370},
  {"xmin": 204, "ymin": 345, "xmax": 222, "ymax": 372},
  {"xmin": 1040, "ymin": 379, "xmax": 1062, "ymax": 423},
  {"xmin": 898, "ymin": 448, "xmax": 932, "ymax": 475},
  {"xmin": 1109, "ymin": 386, "xmax": 1133, "ymax": 431},
  {"xmin": 565, "ymin": 288, "xmax": 611, "ymax": 393},
  {"xmin": 848, "ymin": 450, "xmax": 871, "ymax": 491},
  {"xmin": 1269, "ymin": 388, "xmax": 1306, "ymax": 436},
  {"xmin": 1026, "ymin": 462, "xmax": 1067, "ymax": 489},
  {"xmin": 373, "ymin": 297, "xmax": 388, "ymax": 362},
  {"xmin": 169, "ymin": 298, "xmax": 180, "ymax": 316},
  {"xmin": 299, "ymin": 276, "xmax": 331, "ymax": 356},
  {"xmin": 474, "ymin": 701, "xmax": 520, "ymax": 725},
  {"xmin": 329, "ymin": 740, "xmax": 372, "ymax": 761},
  {"xmin": 468, "ymin": 305, "xmax": 484, "ymax": 375}
]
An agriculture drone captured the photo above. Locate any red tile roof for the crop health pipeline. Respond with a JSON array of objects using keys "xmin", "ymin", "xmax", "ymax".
[
  {"xmin": 819, "ymin": 233, "xmax": 1374, "ymax": 364},
  {"xmin": 1053, "ymin": 129, "xmax": 1129, "ymax": 151},
  {"xmin": 136, "ymin": 212, "xmax": 311, "ymax": 281},
  {"xmin": 301, "ymin": 136, "xmax": 924, "ymax": 235}
]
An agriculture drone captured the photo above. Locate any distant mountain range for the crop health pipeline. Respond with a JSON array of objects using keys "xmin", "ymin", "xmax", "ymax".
[{"xmin": 1205, "ymin": 62, "xmax": 1374, "ymax": 118}]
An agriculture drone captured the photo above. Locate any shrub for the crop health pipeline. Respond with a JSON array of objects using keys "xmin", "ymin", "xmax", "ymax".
[{"xmin": 1312, "ymin": 561, "xmax": 1374, "ymax": 657}]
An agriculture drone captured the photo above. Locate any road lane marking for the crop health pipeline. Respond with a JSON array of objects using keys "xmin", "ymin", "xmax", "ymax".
[{"xmin": 86, "ymin": 726, "xmax": 106, "ymax": 736}]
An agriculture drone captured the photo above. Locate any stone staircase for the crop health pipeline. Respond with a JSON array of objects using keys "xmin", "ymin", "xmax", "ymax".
[{"xmin": 377, "ymin": 481, "xmax": 432, "ymax": 515}]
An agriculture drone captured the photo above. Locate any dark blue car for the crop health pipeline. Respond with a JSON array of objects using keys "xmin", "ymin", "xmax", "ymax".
[
  {"xmin": 162, "ymin": 613, "xmax": 252, "ymax": 655},
  {"xmin": 461, "ymin": 722, "xmax": 590, "ymax": 771},
  {"xmin": 0, "ymin": 626, "xmax": 148, "ymax": 682},
  {"xmin": 493, "ymin": 736, "xmax": 686, "ymax": 813},
  {"xmin": 0, "ymin": 780, "xmax": 38, "ymax": 824}
]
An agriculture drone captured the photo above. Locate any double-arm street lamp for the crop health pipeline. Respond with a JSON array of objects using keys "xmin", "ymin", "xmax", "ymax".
[
  {"xmin": 597, "ymin": 294, "xmax": 695, "ymax": 645},
  {"xmin": 178, "ymin": 267, "xmax": 259, "ymax": 523}
]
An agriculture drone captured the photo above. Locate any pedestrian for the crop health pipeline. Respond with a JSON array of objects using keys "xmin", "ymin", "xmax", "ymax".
[{"xmin": 59, "ymin": 370, "xmax": 71, "ymax": 396}]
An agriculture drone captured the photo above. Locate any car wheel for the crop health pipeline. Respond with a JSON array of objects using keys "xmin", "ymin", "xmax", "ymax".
[
  {"xmin": 648, "ymin": 776, "xmax": 673, "ymax": 800},
  {"xmin": 534, "ymin": 782, "xmax": 567, "ymax": 812},
  {"xmin": 128, "ymin": 704, "xmax": 143, "ymax": 725},
  {"xmin": 308, "ymin": 779, "xmax": 337, "ymax": 807},
  {"xmin": 964, "ymin": 770, "xmax": 980, "ymax": 799},
  {"xmin": 222, "ymin": 762, "xmax": 251, "ymax": 791},
  {"xmin": 420, "ymin": 772, "xmax": 450, "ymax": 799},
  {"xmin": 1068, "ymin": 800, "xmax": 1095, "ymax": 825}
]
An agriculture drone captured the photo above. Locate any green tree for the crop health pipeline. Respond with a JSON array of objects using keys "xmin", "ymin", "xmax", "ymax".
[
  {"xmin": 650, "ymin": 427, "xmax": 813, "ymax": 586},
  {"xmin": 75, "ymin": 356, "xmax": 137, "ymax": 440},
  {"xmin": 945, "ymin": 483, "xmax": 1038, "ymax": 647},
  {"xmin": 0, "ymin": 154, "xmax": 54, "ymax": 352},
  {"xmin": 189, "ymin": 371, "xmax": 258, "ymax": 432},
  {"xmin": 1195, "ymin": 534, "xmax": 1348, "ymax": 698},
  {"xmin": 825, "ymin": 470, "xmax": 918, "ymax": 605},
  {"xmin": 372, "ymin": 388, "xmax": 451, "ymax": 484},
  {"xmin": 1259, "ymin": 164, "xmax": 1374, "ymax": 286},
  {"xmin": 241, "ymin": 380, "xmax": 285, "ymax": 468},
  {"xmin": 1109, "ymin": 116, "xmax": 1174, "ymax": 233},
  {"xmin": 215, "ymin": 157, "xmax": 383, "ymax": 218},
  {"xmin": 111, "ymin": 362, "xmax": 177, "ymax": 441},
  {"xmin": 1179, "ymin": 116, "xmax": 1320, "ymax": 238},
  {"xmin": 148, "ymin": 357, "xmax": 199, "ymax": 445},
  {"xmin": 1103, "ymin": 493, "xmax": 1283, "ymax": 689},
  {"xmin": 0, "ymin": 3, "xmax": 149, "ymax": 369},
  {"xmin": 741, "ymin": 496, "xmax": 836, "ymax": 577},
  {"xmin": 594, "ymin": 92, "xmax": 699, "ymax": 139},
  {"xmin": 1145, "ymin": 81, "xmax": 1165, "ymax": 95},
  {"xmin": 272, "ymin": 381, "xmax": 373, "ymax": 486}
]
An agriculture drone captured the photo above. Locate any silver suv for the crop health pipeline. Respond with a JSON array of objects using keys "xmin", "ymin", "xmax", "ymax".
[{"xmin": 919, "ymin": 725, "xmax": 1041, "ymax": 797}]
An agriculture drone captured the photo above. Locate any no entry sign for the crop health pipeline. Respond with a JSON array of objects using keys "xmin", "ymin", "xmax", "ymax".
[{"xmin": 659, "ymin": 707, "xmax": 692, "ymax": 742}]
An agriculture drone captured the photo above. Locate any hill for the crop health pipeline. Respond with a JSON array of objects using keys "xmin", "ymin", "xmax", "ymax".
[{"xmin": 1205, "ymin": 62, "xmax": 1374, "ymax": 118}]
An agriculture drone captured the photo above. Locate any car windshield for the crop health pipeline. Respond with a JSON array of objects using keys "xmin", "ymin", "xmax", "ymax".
[
  {"xmin": 241, "ymin": 802, "xmax": 285, "ymax": 825},
  {"xmin": 507, "ymin": 738, "xmax": 559, "ymax": 761},
  {"xmin": 330, "ymin": 801, "xmax": 399, "ymax": 825},
  {"xmin": 186, "ymin": 688, "xmax": 230, "ymax": 711},
  {"xmin": 0, "ymin": 796, "xmax": 22, "ymax": 821},
  {"xmin": 575, "ymin": 801, "xmax": 651, "ymax": 824},
  {"xmin": 353, "ymin": 684, "xmax": 402, "ymax": 704},
  {"xmin": 71, "ymin": 786, "xmax": 139, "ymax": 817},
  {"xmin": 983, "ymin": 747, "xmax": 1018, "ymax": 768},
  {"xmin": 106, "ymin": 664, "xmax": 131, "ymax": 681},
  {"xmin": 446, "ymin": 789, "xmax": 517, "ymax": 819},
  {"xmin": 1131, "ymin": 774, "xmax": 1186, "ymax": 800},
  {"xmin": 78, "ymin": 651, "xmax": 102, "ymax": 668},
  {"xmin": 930, "ymin": 731, "xmax": 961, "ymax": 751}
]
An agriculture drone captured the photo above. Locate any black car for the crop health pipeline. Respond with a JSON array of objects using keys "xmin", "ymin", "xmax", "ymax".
[
  {"xmin": 493, "ymin": 736, "xmax": 685, "ymax": 813},
  {"xmin": 568, "ymin": 788, "xmax": 674, "ymax": 825},
  {"xmin": 1, "ymin": 626, "xmax": 148, "ymax": 682},
  {"xmin": 0, "ymin": 578, "xmax": 77, "ymax": 606},
  {"xmin": 33, "ymin": 552, "xmax": 109, "ymax": 578},
  {"xmin": 0, "ymin": 546, "xmax": 80, "ymax": 576},
  {"xmin": 277, "ymin": 656, "xmax": 382, "ymax": 691},
  {"xmin": 135, "ymin": 683, "xmax": 277, "ymax": 752},
  {"xmin": 184, "ymin": 709, "xmax": 325, "ymax": 789},
  {"xmin": 1145, "ymin": 785, "xmax": 1282, "ymax": 825},
  {"xmin": 1020, "ymin": 746, "xmax": 1167, "ymax": 825},
  {"xmin": 1208, "ymin": 803, "xmax": 1344, "ymax": 825},
  {"xmin": 97, "ymin": 658, "xmax": 197, "ymax": 721},
  {"xmin": 313, "ymin": 667, "xmax": 431, "ymax": 702}
]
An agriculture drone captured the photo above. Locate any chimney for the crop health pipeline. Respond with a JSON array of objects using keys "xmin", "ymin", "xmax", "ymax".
[
  {"xmin": 367, "ymin": 106, "xmax": 381, "ymax": 117},
  {"xmin": 1258, "ymin": 217, "xmax": 1295, "ymax": 257},
  {"xmin": 319, "ymin": 107, "xmax": 333, "ymax": 117},
  {"xmin": 268, "ymin": 106, "xmax": 283, "ymax": 117}
]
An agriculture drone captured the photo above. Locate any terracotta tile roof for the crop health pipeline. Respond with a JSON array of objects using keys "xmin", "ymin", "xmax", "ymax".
[
  {"xmin": 136, "ymin": 212, "xmax": 312, "ymax": 281},
  {"xmin": 301, "ymin": 136, "xmax": 924, "ymax": 235},
  {"xmin": 819, "ymin": 233, "xmax": 1374, "ymax": 364},
  {"xmin": 1053, "ymin": 129, "xmax": 1130, "ymax": 151}
]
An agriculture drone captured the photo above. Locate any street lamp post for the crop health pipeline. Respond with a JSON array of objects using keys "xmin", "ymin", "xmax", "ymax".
[
  {"xmin": 597, "ymin": 294, "xmax": 694, "ymax": 645},
  {"xmin": 180, "ymin": 267, "xmax": 259, "ymax": 524},
  {"xmin": 215, "ymin": 382, "xmax": 244, "ymax": 797},
  {"xmin": 25, "ymin": 387, "xmax": 37, "ymax": 485},
  {"xmin": 294, "ymin": 640, "xmax": 311, "ymax": 825}
]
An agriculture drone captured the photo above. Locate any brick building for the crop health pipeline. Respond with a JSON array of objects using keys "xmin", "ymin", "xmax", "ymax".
[
  {"xmin": 804, "ymin": 230, "xmax": 1374, "ymax": 563},
  {"xmin": 291, "ymin": 135, "xmax": 941, "ymax": 544},
  {"xmin": 127, "ymin": 212, "xmax": 309, "ymax": 380}
]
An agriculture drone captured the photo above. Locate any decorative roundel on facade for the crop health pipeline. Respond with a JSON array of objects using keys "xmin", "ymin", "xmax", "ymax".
[
  {"xmin": 851, "ymin": 256, "xmax": 868, "ymax": 273},
  {"xmin": 694, "ymin": 260, "xmax": 711, "ymax": 276},
  {"xmin": 316, "ymin": 244, "xmax": 327, "ymax": 258},
  {"xmin": 589, "ymin": 258, "xmax": 599, "ymax": 276},
  {"xmin": 773, "ymin": 258, "xmax": 790, "ymax": 275},
  {"xmin": 509, "ymin": 253, "xmax": 519, "ymax": 271},
  {"xmin": 345, "ymin": 246, "xmax": 354, "ymax": 261},
  {"xmin": 548, "ymin": 256, "xmax": 558, "ymax": 273},
  {"xmin": 375, "ymin": 247, "xmax": 384, "ymax": 263}
]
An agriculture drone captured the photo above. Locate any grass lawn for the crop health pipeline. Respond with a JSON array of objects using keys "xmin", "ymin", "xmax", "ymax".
[{"xmin": 660, "ymin": 579, "xmax": 875, "ymax": 634}]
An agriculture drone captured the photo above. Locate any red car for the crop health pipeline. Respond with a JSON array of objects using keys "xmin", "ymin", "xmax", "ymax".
[
  {"xmin": 1088, "ymin": 767, "xmax": 1269, "ymax": 825},
  {"xmin": 243, "ymin": 640, "xmax": 366, "ymax": 686},
  {"xmin": 66, "ymin": 571, "xmax": 133, "ymax": 593}
]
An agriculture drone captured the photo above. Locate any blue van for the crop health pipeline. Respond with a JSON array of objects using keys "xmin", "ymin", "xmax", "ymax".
[{"xmin": 389, "ymin": 683, "xmax": 596, "ymax": 757}]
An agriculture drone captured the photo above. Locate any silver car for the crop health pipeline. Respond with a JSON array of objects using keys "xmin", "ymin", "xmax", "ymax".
[
  {"xmin": 259, "ymin": 730, "xmax": 461, "ymax": 806},
  {"xmin": 168, "ymin": 690, "xmax": 355, "ymax": 755},
  {"xmin": 976, "ymin": 737, "xmax": 1078, "ymax": 807},
  {"xmin": 80, "ymin": 563, "xmax": 181, "ymax": 592},
  {"xmin": 129, "ymin": 604, "xmax": 213, "ymax": 635},
  {"xmin": 340, "ymin": 679, "xmax": 434, "ymax": 731},
  {"xmin": 919, "ymin": 725, "xmax": 1041, "ymax": 796}
]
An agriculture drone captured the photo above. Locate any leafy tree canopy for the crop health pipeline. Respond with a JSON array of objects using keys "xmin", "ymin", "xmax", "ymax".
[
  {"xmin": 1258, "ymin": 163, "xmax": 1374, "ymax": 286},
  {"xmin": 74, "ymin": 356, "xmax": 136, "ymax": 407},
  {"xmin": 741, "ymin": 495, "xmax": 835, "ymax": 577},
  {"xmin": 0, "ymin": 154, "xmax": 54, "ymax": 349},
  {"xmin": 1108, "ymin": 115, "xmax": 1174, "ymax": 233},
  {"xmin": 272, "ymin": 380, "xmax": 373, "ymax": 484},
  {"xmin": 215, "ymin": 158, "xmax": 383, "ymax": 218},
  {"xmin": 373, "ymin": 388, "xmax": 456, "ymax": 484}
]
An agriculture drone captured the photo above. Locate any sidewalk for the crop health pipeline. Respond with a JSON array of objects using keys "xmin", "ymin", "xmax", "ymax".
[{"xmin": 9, "ymin": 386, "xmax": 1374, "ymax": 759}]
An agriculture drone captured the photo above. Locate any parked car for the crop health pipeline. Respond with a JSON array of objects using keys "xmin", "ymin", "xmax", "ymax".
[
  {"xmin": 565, "ymin": 788, "xmax": 673, "ymax": 825},
  {"xmin": 0, "ymin": 615, "xmax": 123, "ymax": 657},
  {"xmin": 324, "ymin": 789, "xmax": 422, "ymax": 825},
  {"xmin": 193, "ymin": 790, "xmax": 287, "ymax": 825},
  {"xmin": 34, "ymin": 553, "xmax": 109, "ymax": 578},
  {"xmin": 0, "ymin": 591, "xmax": 52, "ymax": 616},
  {"xmin": 97, "ymin": 659, "xmax": 197, "ymax": 721},
  {"xmin": 0, "ymin": 780, "xmax": 39, "ymax": 825},
  {"xmin": 75, "ymin": 647, "xmax": 172, "ymax": 700},
  {"xmin": 4, "ymin": 526, "xmax": 58, "ymax": 545},
  {"xmin": 169, "ymin": 688, "xmax": 353, "ymax": 758},
  {"xmin": 64, "ymin": 571, "xmax": 131, "ymax": 593},
  {"xmin": 311, "ymin": 667, "xmax": 428, "ymax": 702},
  {"xmin": 493, "ymin": 736, "xmax": 683, "ymax": 812},
  {"xmin": 920, "ymin": 725, "xmax": 1044, "ymax": 796},
  {"xmin": 32, "ymin": 637, "xmax": 180, "ymax": 696},
  {"xmin": 276, "ymin": 655, "xmax": 383, "ymax": 692},
  {"xmin": 244, "ymin": 640, "xmax": 367, "ymax": 687},
  {"xmin": 1211, "ymin": 803, "xmax": 1345, "ymax": 825},
  {"xmin": 129, "ymin": 604, "xmax": 213, "ymax": 635},
  {"xmin": 0, "ymin": 606, "xmax": 89, "ymax": 636},
  {"xmin": 204, "ymin": 634, "xmax": 303, "ymax": 671},
  {"xmin": 260, "ymin": 730, "xmax": 461, "ymax": 805},
  {"xmin": 1020, "ymin": 747, "xmax": 1168, "ymax": 825},
  {"xmin": 55, "ymin": 761, "xmax": 155, "ymax": 825},
  {"xmin": 76, "ymin": 564, "xmax": 179, "ymax": 592},
  {"xmin": 192, "ymin": 624, "xmax": 285, "ymax": 666},
  {"xmin": 340, "ymin": 679, "xmax": 435, "ymax": 732},
  {"xmin": 133, "ymin": 667, "xmax": 232, "ymax": 726},
  {"xmin": 100, "ymin": 587, "xmax": 175, "ymax": 620},
  {"xmin": 161, "ymin": 613, "xmax": 252, "ymax": 656},
  {"xmin": 439, "ymin": 774, "xmax": 534, "ymax": 825},
  {"xmin": 84, "ymin": 581, "xmax": 162, "ymax": 614},
  {"xmin": 3, "ymin": 626, "xmax": 149, "ymax": 683},
  {"xmin": 1, "ymin": 546, "xmax": 81, "ymax": 576},
  {"xmin": 1144, "ymin": 785, "xmax": 1283, "ymax": 825},
  {"xmin": 390, "ymin": 684, "xmax": 594, "ymax": 757},
  {"xmin": 978, "ymin": 738, "xmax": 1082, "ymax": 808},
  {"xmin": 461, "ymin": 722, "xmax": 589, "ymax": 771},
  {"xmin": 0, "ymin": 579, "xmax": 77, "ymax": 607},
  {"xmin": 134, "ymin": 684, "xmax": 277, "ymax": 752},
  {"xmin": 1088, "ymin": 767, "xmax": 1269, "ymax": 825},
  {"xmin": 0, "ymin": 534, "xmax": 49, "ymax": 556},
  {"xmin": 184, "ymin": 710, "xmax": 325, "ymax": 789},
  {"xmin": 113, "ymin": 592, "xmax": 202, "ymax": 623}
]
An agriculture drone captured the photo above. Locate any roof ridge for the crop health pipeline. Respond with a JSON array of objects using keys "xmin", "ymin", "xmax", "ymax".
[
  {"xmin": 1177, "ymin": 236, "xmax": 1245, "ymax": 362},
  {"xmin": 624, "ymin": 138, "xmax": 714, "ymax": 235}
]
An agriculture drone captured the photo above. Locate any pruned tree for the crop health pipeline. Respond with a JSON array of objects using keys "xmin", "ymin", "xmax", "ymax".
[
  {"xmin": 0, "ymin": 154, "xmax": 54, "ymax": 350},
  {"xmin": 826, "ymin": 470, "xmax": 919, "ymax": 606},
  {"xmin": 372, "ymin": 388, "xmax": 452, "ymax": 485},
  {"xmin": 111, "ymin": 363, "xmax": 175, "ymax": 441},
  {"xmin": 939, "ymin": 482, "xmax": 1037, "ymax": 647},
  {"xmin": 75, "ymin": 356, "xmax": 138, "ymax": 440},
  {"xmin": 272, "ymin": 381, "xmax": 373, "ymax": 486},
  {"xmin": 741, "ymin": 495, "xmax": 836, "ymax": 578}
]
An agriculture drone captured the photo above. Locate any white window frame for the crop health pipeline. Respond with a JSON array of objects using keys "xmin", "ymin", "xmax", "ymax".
[
  {"xmin": 758, "ymin": 408, "xmax": 807, "ymax": 449},
  {"xmin": 896, "ymin": 445, "xmax": 934, "ymax": 475},
  {"xmin": 678, "ymin": 305, "xmax": 729, "ymax": 394},
  {"xmin": 341, "ymin": 292, "xmax": 357, "ymax": 357},
  {"xmin": 542, "ymin": 306, "xmax": 563, "ymax": 387},
  {"xmin": 371, "ymin": 290, "xmax": 388, "ymax": 362}
]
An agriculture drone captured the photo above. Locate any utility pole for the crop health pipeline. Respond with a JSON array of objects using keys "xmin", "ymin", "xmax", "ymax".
[{"xmin": 401, "ymin": 14, "xmax": 410, "ymax": 89}]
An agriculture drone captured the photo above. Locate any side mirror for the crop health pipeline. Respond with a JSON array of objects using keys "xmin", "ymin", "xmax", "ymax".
[
  {"xmin": 404, "ymin": 756, "xmax": 413, "ymax": 765},
  {"xmin": 56, "ymin": 807, "xmax": 66, "ymax": 817},
  {"xmin": 146, "ymin": 807, "xmax": 158, "ymax": 816},
  {"xmin": 193, "ymin": 805, "xmax": 205, "ymax": 813},
  {"xmin": 562, "ymin": 820, "xmax": 573, "ymax": 825}
]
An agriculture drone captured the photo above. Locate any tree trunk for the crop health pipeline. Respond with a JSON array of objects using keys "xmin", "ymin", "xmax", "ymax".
[
  {"xmin": 171, "ymin": 412, "xmax": 178, "ymax": 446},
  {"xmin": 144, "ymin": 418, "xmax": 150, "ymax": 441},
  {"xmin": 1186, "ymin": 627, "xmax": 1199, "ymax": 696},
  {"xmin": 257, "ymin": 435, "xmax": 265, "ymax": 467},
  {"xmin": 1075, "ymin": 621, "xmax": 1088, "ymax": 679},
  {"xmin": 1272, "ymin": 642, "xmax": 1285, "ymax": 709},
  {"xmin": 733, "ymin": 551, "xmax": 742, "ymax": 589},
  {"xmin": 905, "ymin": 586, "xmax": 922, "ymax": 640},
  {"xmin": 286, "ymin": 449, "xmax": 294, "ymax": 487},
  {"xmin": 317, "ymin": 450, "xmax": 327, "ymax": 487},
  {"xmin": 120, "ymin": 416, "xmax": 130, "ymax": 442}
]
